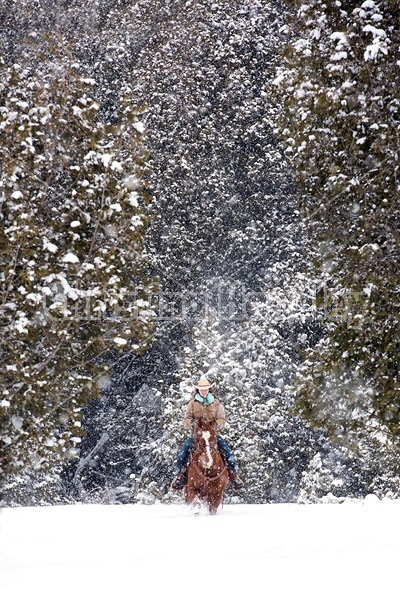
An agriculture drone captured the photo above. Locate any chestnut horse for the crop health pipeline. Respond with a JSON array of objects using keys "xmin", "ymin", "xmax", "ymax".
[{"xmin": 185, "ymin": 418, "xmax": 229, "ymax": 515}]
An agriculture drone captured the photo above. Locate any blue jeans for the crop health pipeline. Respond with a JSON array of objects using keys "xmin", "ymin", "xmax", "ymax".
[{"xmin": 176, "ymin": 435, "xmax": 237, "ymax": 472}]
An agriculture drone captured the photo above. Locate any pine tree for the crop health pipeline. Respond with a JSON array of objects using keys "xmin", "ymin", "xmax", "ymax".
[
  {"xmin": 0, "ymin": 41, "xmax": 154, "ymax": 502},
  {"xmin": 56, "ymin": 0, "xmax": 321, "ymax": 504},
  {"xmin": 1, "ymin": 0, "xmax": 365, "ymax": 505},
  {"xmin": 274, "ymin": 0, "xmax": 400, "ymax": 490}
]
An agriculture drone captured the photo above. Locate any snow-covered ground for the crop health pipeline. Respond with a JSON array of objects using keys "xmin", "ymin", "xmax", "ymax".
[{"xmin": 1, "ymin": 498, "xmax": 399, "ymax": 599}]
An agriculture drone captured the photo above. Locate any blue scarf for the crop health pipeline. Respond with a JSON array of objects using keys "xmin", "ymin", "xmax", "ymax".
[{"xmin": 195, "ymin": 392, "xmax": 215, "ymax": 406}]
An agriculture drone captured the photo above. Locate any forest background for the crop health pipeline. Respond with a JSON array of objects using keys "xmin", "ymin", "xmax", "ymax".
[{"xmin": 0, "ymin": 0, "xmax": 399, "ymax": 506}]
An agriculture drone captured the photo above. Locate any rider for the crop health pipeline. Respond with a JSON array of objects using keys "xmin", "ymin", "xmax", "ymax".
[{"xmin": 171, "ymin": 376, "xmax": 244, "ymax": 491}]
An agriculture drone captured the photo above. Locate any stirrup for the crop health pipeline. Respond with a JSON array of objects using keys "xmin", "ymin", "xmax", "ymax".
[
  {"xmin": 171, "ymin": 469, "xmax": 187, "ymax": 490},
  {"xmin": 229, "ymin": 471, "xmax": 244, "ymax": 491}
]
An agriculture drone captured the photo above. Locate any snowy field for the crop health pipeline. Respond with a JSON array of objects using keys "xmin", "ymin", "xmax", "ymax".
[{"xmin": 1, "ymin": 498, "xmax": 400, "ymax": 600}]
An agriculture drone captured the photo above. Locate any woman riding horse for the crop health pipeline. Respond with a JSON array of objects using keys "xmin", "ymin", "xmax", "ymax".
[{"xmin": 171, "ymin": 376, "xmax": 244, "ymax": 491}]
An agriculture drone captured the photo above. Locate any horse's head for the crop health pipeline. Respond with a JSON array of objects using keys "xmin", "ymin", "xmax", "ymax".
[{"xmin": 194, "ymin": 418, "xmax": 217, "ymax": 445}]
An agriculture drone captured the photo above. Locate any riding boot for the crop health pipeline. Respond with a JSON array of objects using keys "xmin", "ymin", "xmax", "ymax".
[
  {"xmin": 170, "ymin": 466, "xmax": 187, "ymax": 490},
  {"xmin": 227, "ymin": 467, "xmax": 244, "ymax": 491},
  {"xmin": 218, "ymin": 441, "xmax": 244, "ymax": 491}
]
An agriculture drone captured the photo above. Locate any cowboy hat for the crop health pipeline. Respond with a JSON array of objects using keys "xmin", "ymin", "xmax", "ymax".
[{"xmin": 196, "ymin": 376, "xmax": 213, "ymax": 390}]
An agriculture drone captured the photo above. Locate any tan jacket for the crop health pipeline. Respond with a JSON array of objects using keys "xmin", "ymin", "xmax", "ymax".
[{"xmin": 183, "ymin": 395, "xmax": 226, "ymax": 431}]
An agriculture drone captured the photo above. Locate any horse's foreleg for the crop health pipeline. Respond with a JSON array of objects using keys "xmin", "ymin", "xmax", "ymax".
[
  {"xmin": 208, "ymin": 486, "xmax": 222, "ymax": 515},
  {"xmin": 208, "ymin": 476, "xmax": 228, "ymax": 515},
  {"xmin": 185, "ymin": 477, "xmax": 201, "ymax": 514},
  {"xmin": 208, "ymin": 498, "xmax": 220, "ymax": 515},
  {"xmin": 185, "ymin": 485, "xmax": 195, "ymax": 505},
  {"xmin": 187, "ymin": 487, "xmax": 201, "ymax": 515},
  {"xmin": 193, "ymin": 499, "xmax": 201, "ymax": 516}
]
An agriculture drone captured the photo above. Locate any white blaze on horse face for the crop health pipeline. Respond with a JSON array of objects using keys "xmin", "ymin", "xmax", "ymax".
[{"xmin": 201, "ymin": 430, "xmax": 213, "ymax": 469}]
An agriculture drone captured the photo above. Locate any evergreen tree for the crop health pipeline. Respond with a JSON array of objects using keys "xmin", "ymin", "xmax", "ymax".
[
  {"xmin": 0, "ymin": 41, "xmax": 154, "ymax": 503},
  {"xmin": 274, "ymin": 0, "xmax": 400, "ymax": 490},
  {"xmin": 50, "ymin": 0, "xmax": 321, "ymax": 504},
  {"xmin": 1, "ymin": 0, "xmax": 371, "ymax": 505}
]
